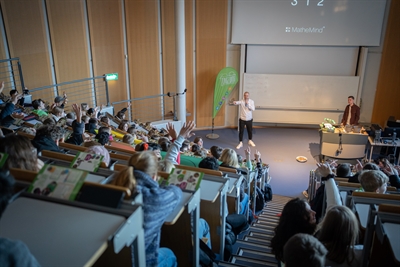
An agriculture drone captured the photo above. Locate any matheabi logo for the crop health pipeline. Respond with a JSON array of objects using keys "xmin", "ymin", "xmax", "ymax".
[{"xmin": 285, "ymin": 27, "xmax": 291, "ymax": 32}]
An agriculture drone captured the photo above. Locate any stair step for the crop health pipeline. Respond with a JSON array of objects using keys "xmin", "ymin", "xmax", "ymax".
[
  {"xmin": 244, "ymin": 235, "xmax": 271, "ymax": 246},
  {"xmin": 231, "ymin": 255, "xmax": 277, "ymax": 267},
  {"xmin": 235, "ymin": 239, "xmax": 272, "ymax": 251},
  {"xmin": 237, "ymin": 247, "xmax": 277, "ymax": 263},
  {"xmin": 247, "ymin": 231, "xmax": 273, "ymax": 239}
]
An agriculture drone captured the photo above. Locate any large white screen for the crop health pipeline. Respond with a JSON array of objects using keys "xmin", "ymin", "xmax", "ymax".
[{"xmin": 232, "ymin": 0, "xmax": 387, "ymax": 46}]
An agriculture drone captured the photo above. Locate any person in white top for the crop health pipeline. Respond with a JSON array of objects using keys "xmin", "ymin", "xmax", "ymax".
[{"xmin": 231, "ymin": 92, "xmax": 255, "ymax": 149}]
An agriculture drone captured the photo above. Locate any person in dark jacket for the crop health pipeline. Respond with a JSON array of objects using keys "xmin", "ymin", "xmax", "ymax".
[
  {"xmin": 31, "ymin": 125, "xmax": 65, "ymax": 153},
  {"xmin": 0, "ymin": 92, "xmax": 25, "ymax": 127},
  {"xmin": 65, "ymin": 104, "xmax": 85, "ymax": 145}
]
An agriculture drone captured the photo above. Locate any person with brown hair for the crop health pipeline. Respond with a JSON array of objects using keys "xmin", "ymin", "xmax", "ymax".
[
  {"xmin": 271, "ymin": 198, "xmax": 317, "ymax": 265},
  {"xmin": 118, "ymin": 120, "xmax": 129, "ymax": 132},
  {"xmin": 317, "ymin": 205, "xmax": 362, "ymax": 267},
  {"xmin": 341, "ymin": 96, "xmax": 360, "ymax": 126},
  {"xmin": 0, "ymin": 135, "xmax": 43, "ymax": 171}
]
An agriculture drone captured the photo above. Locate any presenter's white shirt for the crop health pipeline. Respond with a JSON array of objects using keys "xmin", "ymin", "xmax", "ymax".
[{"xmin": 234, "ymin": 99, "xmax": 255, "ymax": 121}]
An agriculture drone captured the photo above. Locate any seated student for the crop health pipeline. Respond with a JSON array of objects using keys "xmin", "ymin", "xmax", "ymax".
[
  {"xmin": 191, "ymin": 143, "xmax": 200, "ymax": 154},
  {"xmin": 283, "ymin": 233, "xmax": 327, "ymax": 267},
  {"xmin": 9, "ymin": 89, "xmax": 24, "ymax": 106},
  {"xmin": 66, "ymin": 112, "xmax": 75, "ymax": 127},
  {"xmin": 31, "ymin": 99, "xmax": 48, "ymax": 117},
  {"xmin": 118, "ymin": 120, "xmax": 129, "ymax": 132},
  {"xmin": 359, "ymin": 170, "xmax": 389, "ymax": 193},
  {"xmin": 99, "ymin": 116, "xmax": 111, "ymax": 127},
  {"xmin": 0, "ymin": 169, "xmax": 41, "ymax": 266},
  {"xmin": 85, "ymin": 118, "xmax": 98, "ymax": 135},
  {"xmin": 31, "ymin": 125, "xmax": 65, "ymax": 153},
  {"xmin": 122, "ymin": 134, "xmax": 135, "ymax": 146},
  {"xmin": 219, "ymin": 148, "xmax": 247, "ymax": 175},
  {"xmin": 65, "ymin": 104, "xmax": 85, "ymax": 145},
  {"xmin": 0, "ymin": 92, "xmax": 25, "ymax": 127},
  {"xmin": 111, "ymin": 151, "xmax": 181, "ymax": 267},
  {"xmin": 83, "ymin": 132, "xmax": 110, "ymax": 167},
  {"xmin": 127, "ymin": 125, "xmax": 137, "ymax": 135},
  {"xmin": 377, "ymin": 158, "xmax": 400, "ymax": 189},
  {"xmin": 136, "ymin": 142, "xmax": 162, "ymax": 161},
  {"xmin": 180, "ymin": 139, "xmax": 190, "ymax": 153},
  {"xmin": 317, "ymin": 205, "xmax": 362, "ymax": 267},
  {"xmin": 51, "ymin": 94, "xmax": 67, "ymax": 109},
  {"xmin": 51, "ymin": 107, "xmax": 64, "ymax": 122},
  {"xmin": 98, "ymin": 126, "xmax": 114, "ymax": 142},
  {"xmin": 348, "ymin": 162, "xmax": 380, "ymax": 183},
  {"xmin": 0, "ymin": 135, "xmax": 44, "ymax": 171},
  {"xmin": 115, "ymin": 103, "xmax": 131, "ymax": 120},
  {"xmin": 271, "ymin": 198, "xmax": 317, "ymax": 265}
]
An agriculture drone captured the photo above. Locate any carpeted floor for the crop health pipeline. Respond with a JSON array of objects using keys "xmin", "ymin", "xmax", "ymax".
[{"xmin": 193, "ymin": 127, "xmax": 321, "ymax": 198}]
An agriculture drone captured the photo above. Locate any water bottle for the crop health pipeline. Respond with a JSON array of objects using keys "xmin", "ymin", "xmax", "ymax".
[{"xmin": 392, "ymin": 130, "xmax": 397, "ymax": 143}]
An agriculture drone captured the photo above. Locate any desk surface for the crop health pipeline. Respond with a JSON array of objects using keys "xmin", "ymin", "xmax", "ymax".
[
  {"xmin": 383, "ymin": 223, "xmax": 400, "ymax": 262},
  {"xmin": 201, "ymin": 179, "xmax": 224, "ymax": 202},
  {"xmin": 0, "ymin": 197, "xmax": 126, "ymax": 266},
  {"xmin": 368, "ymin": 136, "xmax": 400, "ymax": 147},
  {"xmin": 164, "ymin": 191, "xmax": 193, "ymax": 225}
]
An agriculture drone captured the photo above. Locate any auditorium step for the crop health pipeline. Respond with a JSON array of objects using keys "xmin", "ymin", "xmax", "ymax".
[{"xmin": 221, "ymin": 194, "xmax": 291, "ymax": 267}]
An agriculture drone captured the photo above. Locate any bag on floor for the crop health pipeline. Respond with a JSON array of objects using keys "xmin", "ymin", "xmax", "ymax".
[
  {"xmin": 262, "ymin": 183, "xmax": 273, "ymax": 202},
  {"xmin": 251, "ymin": 186, "xmax": 266, "ymax": 212},
  {"xmin": 199, "ymin": 238, "xmax": 218, "ymax": 267}
]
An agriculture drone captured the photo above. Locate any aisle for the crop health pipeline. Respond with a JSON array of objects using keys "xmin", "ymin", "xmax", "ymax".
[{"xmin": 218, "ymin": 195, "xmax": 291, "ymax": 267}]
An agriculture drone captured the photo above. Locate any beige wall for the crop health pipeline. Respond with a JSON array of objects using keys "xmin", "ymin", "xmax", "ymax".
[{"xmin": 0, "ymin": 0, "xmax": 397, "ymax": 127}]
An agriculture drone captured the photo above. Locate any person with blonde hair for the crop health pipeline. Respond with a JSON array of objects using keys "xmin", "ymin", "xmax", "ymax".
[
  {"xmin": 359, "ymin": 170, "xmax": 388, "ymax": 193},
  {"xmin": 111, "ymin": 151, "xmax": 181, "ymax": 267},
  {"xmin": 220, "ymin": 148, "xmax": 240, "ymax": 169},
  {"xmin": 318, "ymin": 205, "xmax": 362, "ymax": 267},
  {"xmin": 110, "ymin": 121, "xmax": 197, "ymax": 267},
  {"xmin": 122, "ymin": 133, "xmax": 135, "ymax": 146}
]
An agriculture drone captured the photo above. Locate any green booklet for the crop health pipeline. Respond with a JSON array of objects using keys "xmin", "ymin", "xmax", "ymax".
[
  {"xmin": 159, "ymin": 168, "xmax": 203, "ymax": 191},
  {"xmin": 27, "ymin": 164, "xmax": 87, "ymax": 201},
  {"xmin": 70, "ymin": 152, "xmax": 104, "ymax": 172},
  {"xmin": 0, "ymin": 152, "xmax": 8, "ymax": 168}
]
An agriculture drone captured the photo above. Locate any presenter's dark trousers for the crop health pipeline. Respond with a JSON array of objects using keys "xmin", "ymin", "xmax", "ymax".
[{"xmin": 239, "ymin": 119, "xmax": 253, "ymax": 141}]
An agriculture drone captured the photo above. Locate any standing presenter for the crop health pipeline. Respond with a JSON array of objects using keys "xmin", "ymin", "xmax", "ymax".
[{"xmin": 231, "ymin": 91, "xmax": 255, "ymax": 149}]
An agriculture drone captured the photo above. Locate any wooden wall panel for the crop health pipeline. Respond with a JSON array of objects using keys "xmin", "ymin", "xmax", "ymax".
[
  {"xmin": 87, "ymin": 0, "xmax": 127, "ymax": 112},
  {"xmin": 161, "ymin": 0, "xmax": 176, "ymax": 117},
  {"xmin": 46, "ymin": 0, "xmax": 90, "ymax": 106},
  {"xmin": 371, "ymin": 1, "xmax": 400, "ymax": 126},
  {"xmin": 125, "ymin": 0, "xmax": 161, "ymax": 122},
  {"xmin": 196, "ymin": 0, "xmax": 227, "ymax": 127},
  {"xmin": 185, "ymin": 0, "xmax": 194, "ymax": 121},
  {"xmin": 0, "ymin": 0, "xmax": 52, "ymax": 94}
]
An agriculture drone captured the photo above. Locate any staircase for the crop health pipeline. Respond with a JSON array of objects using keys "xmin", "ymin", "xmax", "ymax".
[{"xmin": 219, "ymin": 195, "xmax": 292, "ymax": 267}]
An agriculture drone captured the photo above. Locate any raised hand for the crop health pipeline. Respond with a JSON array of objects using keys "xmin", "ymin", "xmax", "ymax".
[
  {"xmin": 315, "ymin": 163, "xmax": 334, "ymax": 178},
  {"xmin": 254, "ymin": 150, "xmax": 261, "ymax": 162},
  {"xmin": 355, "ymin": 159, "xmax": 363, "ymax": 172},
  {"xmin": 166, "ymin": 122, "xmax": 177, "ymax": 140},
  {"xmin": 179, "ymin": 121, "xmax": 196, "ymax": 139}
]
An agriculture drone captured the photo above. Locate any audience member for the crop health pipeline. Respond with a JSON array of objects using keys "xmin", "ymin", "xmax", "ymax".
[
  {"xmin": 283, "ymin": 233, "xmax": 327, "ymax": 267},
  {"xmin": 118, "ymin": 120, "xmax": 129, "ymax": 132},
  {"xmin": 110, "ymin": 151, "xmax": 181, "ymax": 267},
  {"xmin": 122, "ymin": 134, "xmax": 135, "ymax": 146},
  {"xmin": 0, "ymin": 169, "xmax": 41, "ymax": 266},
  {"xmin": 0, "ymin": 135, "xmax": 43, "ymax": 171},
  {"xmin": 65, "ymin": 104, "xmax": 85, "ymax": 145},
  {"xmin": 271, "ymin": 198, "xmax": 317, "ymax": 263},
  {"xmin": 51, "ymin": 106, "xmax": 64, "ymax": 122},
  {"xmin": 31, "ymin": 125, "xmax": 65, "ymax": 153},
  {"xmin": 317, "ymin": 205, "xmax": 362, "ymax": 267},
  {"xmin": 0, "ymin": 92, "xmax": 24, "ymax": 127},
  {"xmin": 84, "ymin": 132, "xmax": 110, "ymax": 167},
  {"xmin": 31, "ymin": 99, "xmax": 48, "ymax": 117},
  {"xmin": 359, "ymin": 170, "xmax": 388, "ymax": 193}
]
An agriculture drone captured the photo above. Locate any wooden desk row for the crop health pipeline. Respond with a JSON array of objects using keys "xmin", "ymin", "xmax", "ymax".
[{"xmin": 6, "ymin": 150, "xmax": 245, "ymax": 267}]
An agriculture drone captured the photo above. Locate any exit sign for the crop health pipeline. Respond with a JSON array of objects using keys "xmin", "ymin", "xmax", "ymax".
[{"xmin": 105, "ymin": 73, "xmax": 118, "ymax": 81}]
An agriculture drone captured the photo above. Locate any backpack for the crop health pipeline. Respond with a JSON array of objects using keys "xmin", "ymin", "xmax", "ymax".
[
  {"xmin": 262, "ymin": 183, "xmax": 273, "ymax": 202},
  {"xmin": 199, "ymin": 238, "xmax": 218, "ymax": 267},
  {"xmin": 251, "ymin": 186, "xmax": 266, "ymax": 212}
]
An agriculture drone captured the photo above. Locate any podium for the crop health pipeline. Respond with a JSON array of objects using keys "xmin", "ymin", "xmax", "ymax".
[{"xmin": 320, "ymin": 128, "xmax": 368, "ymax": 160}]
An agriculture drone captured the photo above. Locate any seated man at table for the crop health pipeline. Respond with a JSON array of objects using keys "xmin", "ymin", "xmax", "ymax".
[
  {"xmin": 341, "ymin": 95, "xmax": 360, "ymax": 126},
  {"xmin": 0, "ymin": 169, "xmax": 41, "ymax": 266}
]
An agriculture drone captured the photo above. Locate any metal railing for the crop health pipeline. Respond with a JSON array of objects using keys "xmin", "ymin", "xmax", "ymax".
[
  {"xmin": 0, "ymin": 58, "xmax": 24, "ymax": 92},
  {"xmin": 112, "ymin": 93, "xmax": 175, "ymax": 123},
  {"xmin": 29, "ymin": 76, "xmax": 110, "ymax": 111}
]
